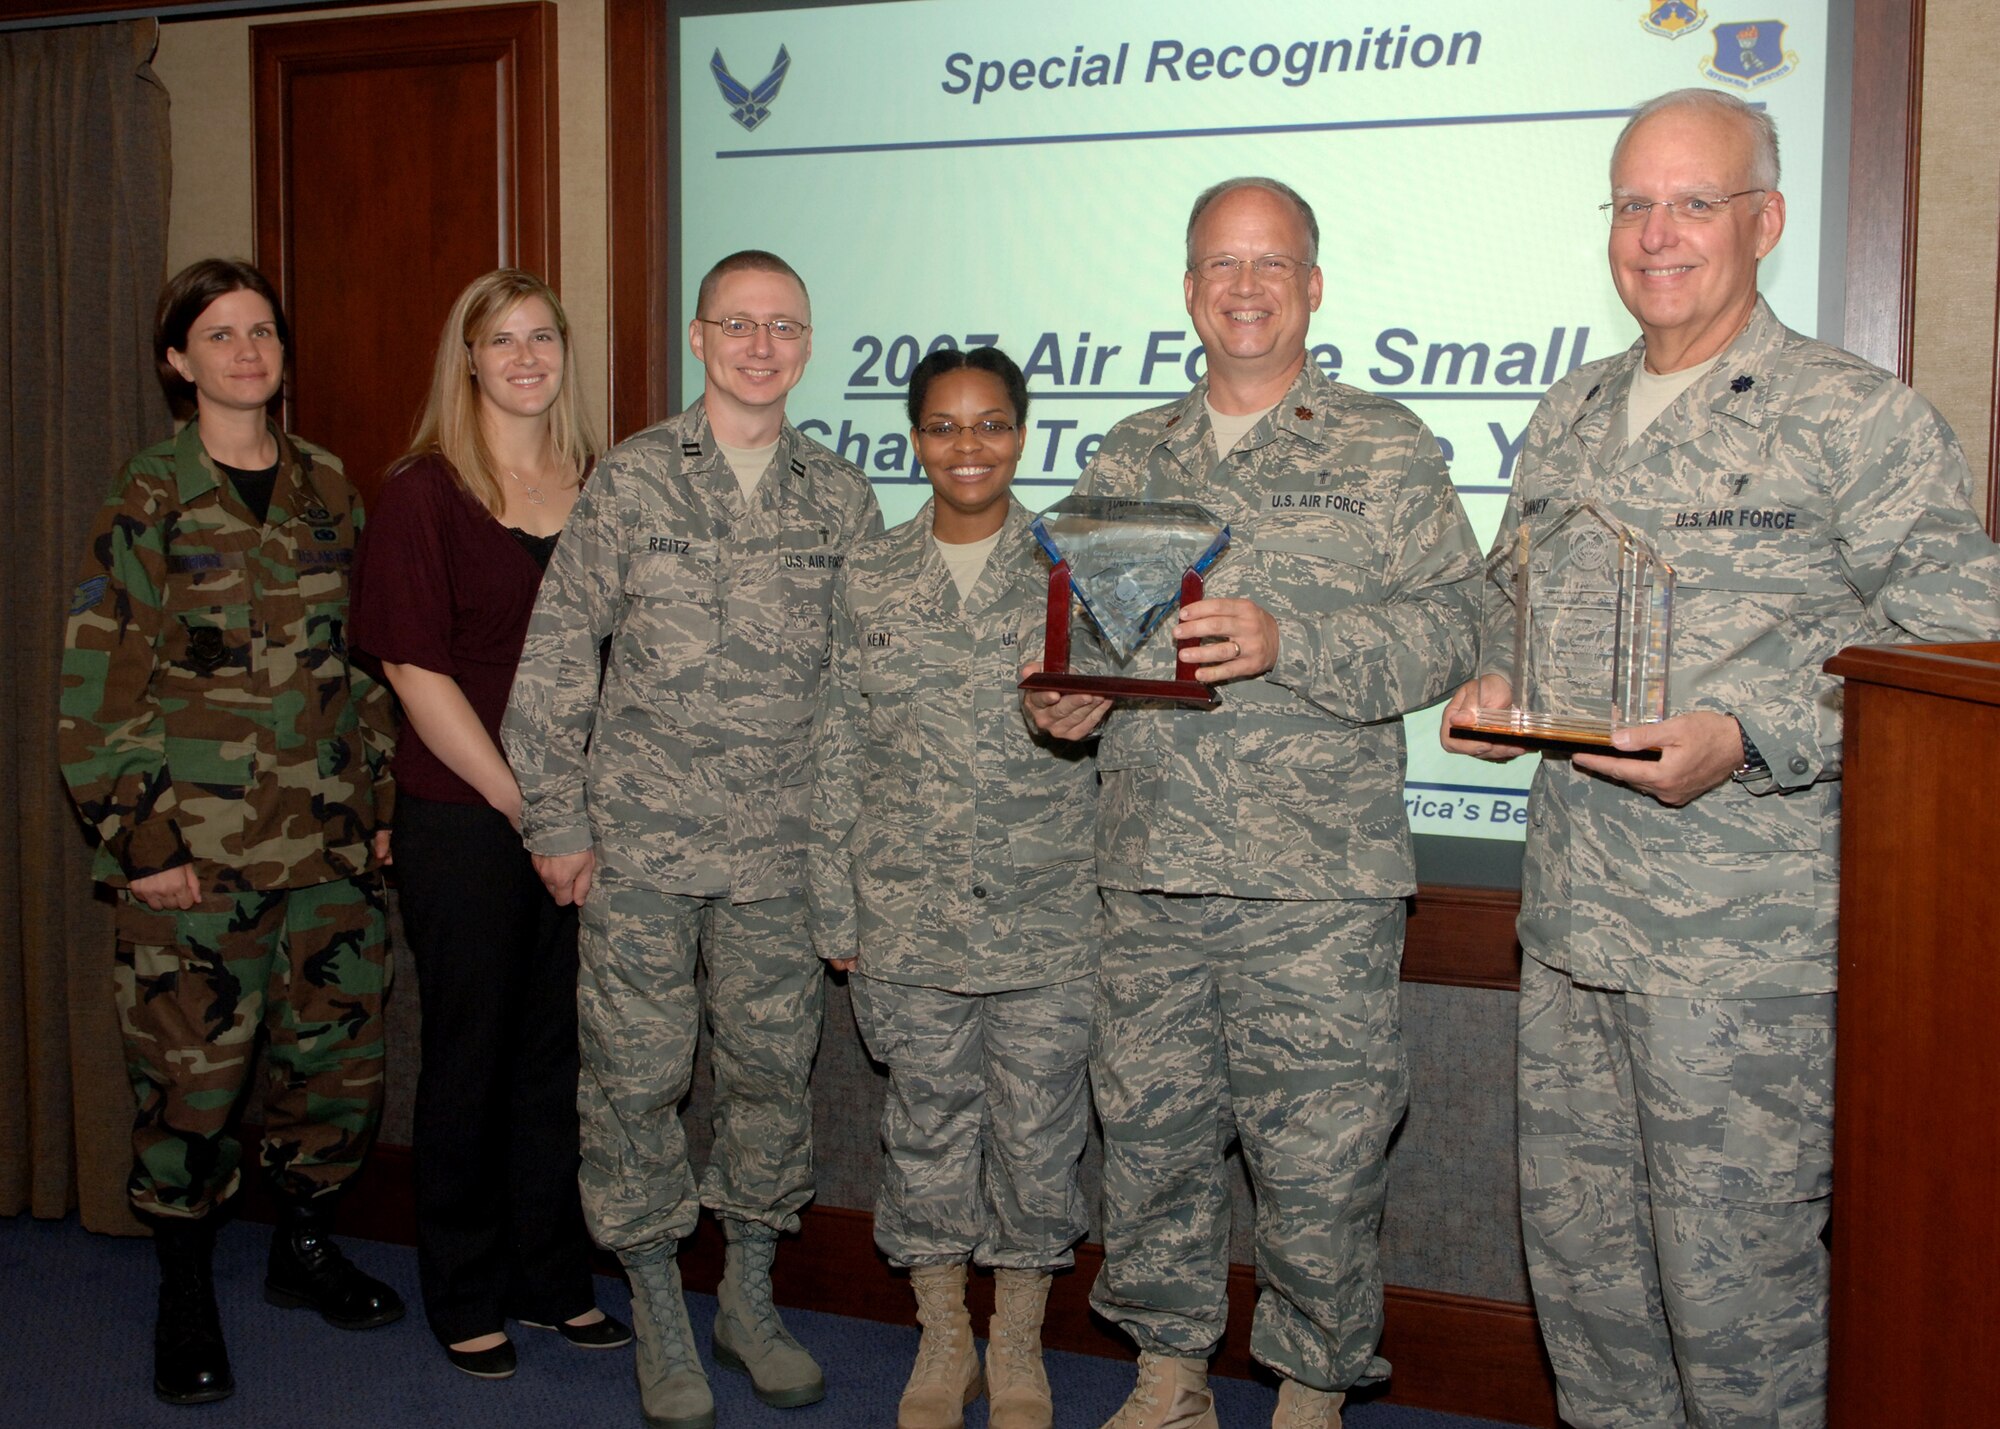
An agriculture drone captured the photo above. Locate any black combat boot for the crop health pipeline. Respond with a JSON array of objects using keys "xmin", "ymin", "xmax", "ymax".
[
  {"xmin": 263, "ymin": 1191, "xmax": 404, "ymax": 1330},
  {"xmin": 148, "ymin": 1214, "xmax": 234, "ymax": 1404}
]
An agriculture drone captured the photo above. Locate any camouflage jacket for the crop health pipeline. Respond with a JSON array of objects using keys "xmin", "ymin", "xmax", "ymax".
[
  {"xmin": 1079, "ymin": 362, "xmax": 1482, "ymax": 900},
  {"xmin": 808, "ymin": 498, "xmax": 1097, "ymax": 991},
  {"xmin": 503, "ymin": 400, "xmax": 882, "ymax": 899},
  {"xmin": 1491, "ymin": 298, "xmax": 2000, "ymax": 996},
  {"xmin": 59, "ymin": 421, "xmax": 395, "ymax": 893}
]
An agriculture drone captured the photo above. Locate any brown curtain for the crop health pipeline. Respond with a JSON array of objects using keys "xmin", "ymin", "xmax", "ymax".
[{"xmin": 0, "ymin": 19, "xmax": 172, "ymax": 1233}]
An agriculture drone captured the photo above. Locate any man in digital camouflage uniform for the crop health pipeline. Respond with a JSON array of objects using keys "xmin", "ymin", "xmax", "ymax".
[
  {"xmin": 1442, "ymin": 89, "xmax": 2000, "ymax": 1428},
  {"xmin": 1027, "ymin": 178, "xmax": 1482, "ymax": 1429},
  {"xmin": 60, "ymin": 258, "xmax": 402, "ymax": 1408},
  {"xmin": 503, "ymin": 250, "xmax": 881, "ymax": 1429}
]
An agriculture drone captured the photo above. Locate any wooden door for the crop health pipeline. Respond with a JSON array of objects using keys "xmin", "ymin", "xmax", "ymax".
[{"xmin": 252, "ymin": 3, "xmax": 557, "ymax": 503}]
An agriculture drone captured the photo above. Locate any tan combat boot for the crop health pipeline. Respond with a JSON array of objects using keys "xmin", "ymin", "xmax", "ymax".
[
  {"xmin": 986, "ymin": 1268, "xmax": 1053, "ymax": 1429},
  {"xmin": 622, "ymin": 1250, "xmax": 714, "ymax": 1429},
  {"xmin": 898, "ymin": 1262, "xmax": 983, "ymax": 1429},
  {"xmin": 1273, "ymin": 1378, "xmax": 1344, "ymax": 1428},
  {"xmin": 1100, "ymin": 1352, "xmax": 1218, "ymax": 1429}
]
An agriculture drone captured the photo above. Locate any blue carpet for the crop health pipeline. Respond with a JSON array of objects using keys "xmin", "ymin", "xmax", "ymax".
[{"xmin": 0, "ymin": 1213, "xmax": 1526, "ymax": 1427}]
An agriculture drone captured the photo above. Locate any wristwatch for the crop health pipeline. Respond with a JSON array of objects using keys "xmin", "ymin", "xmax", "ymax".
[{"xmin": 1732, "ymin": 717, "xmax": 1769, "ymax": 780}]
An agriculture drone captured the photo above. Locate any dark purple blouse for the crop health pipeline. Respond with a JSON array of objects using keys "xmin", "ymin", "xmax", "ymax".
[{"xmin": 350, "ymin": 454, "xmax": 564, "ymax": 807}]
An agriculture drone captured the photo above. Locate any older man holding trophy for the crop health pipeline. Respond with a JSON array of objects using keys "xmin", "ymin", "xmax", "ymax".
[{"xmin": 1442, "ymin": 89, "xmax": 2000, "ymax": 1428}]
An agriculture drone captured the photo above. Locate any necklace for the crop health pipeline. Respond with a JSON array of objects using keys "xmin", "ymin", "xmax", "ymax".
[{"xmin": 506, "ymin": 468, "xmax": 546, "ymax": 506}]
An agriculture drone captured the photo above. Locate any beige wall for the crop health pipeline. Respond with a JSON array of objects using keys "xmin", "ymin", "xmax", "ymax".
[
  {"xmin": 152, "ymin": 0, "xmax": 611, "ymax": 444},
  {"xmin": 1914, "ymin": 0, "xmax": 2000, "ymax": 501}
]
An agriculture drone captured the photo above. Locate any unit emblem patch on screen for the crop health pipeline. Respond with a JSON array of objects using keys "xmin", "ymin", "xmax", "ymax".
[
  {"xmin": 1640, "ymin": 2, "xmax": 1708, "ymax": 39},
  {"xmin": 1700, "ymin": 21, "xmax": 1797, "ymax": 87},
  {"xmin": 712, "ymin": 45, "xmax": 791, "ymax": 131}
]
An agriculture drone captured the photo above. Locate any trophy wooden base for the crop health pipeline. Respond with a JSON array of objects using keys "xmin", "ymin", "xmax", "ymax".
[
  {"xmin": 1023, "ymin": 562, "xmax": 1221, "ymax": 709},
  {"xmin": 1019, "ymin": 670, "xmax": 1218, "ymax": 708},
  {"xmin": 1450, "ymin": 708, "xmax": 1663, "ymax": 760}
]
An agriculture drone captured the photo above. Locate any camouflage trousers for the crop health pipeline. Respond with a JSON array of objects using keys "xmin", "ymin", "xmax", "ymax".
[
  {"xmin": 1517, "ymin": 953, "xmax": 1833, "ymax": 1429},
  {"xmin": 113, "ymin": 874, "xmax": 389, "ymax": 1219},
  {"xmin": 1091, "ymin": 890, "xmax": 1407, "ymax": 1392},
  {"xmin": 849, "ymin": 973, "xmax": 1092, "ymax": 1270},
  {"xmin": 576, "ymin": 868, "xmax": 822, "ymax": 1255}
]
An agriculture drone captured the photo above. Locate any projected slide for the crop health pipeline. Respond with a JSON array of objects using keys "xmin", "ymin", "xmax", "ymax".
[{"xmin": 674, "ymin": 0, "xmax": 1837, "ymax": 848}]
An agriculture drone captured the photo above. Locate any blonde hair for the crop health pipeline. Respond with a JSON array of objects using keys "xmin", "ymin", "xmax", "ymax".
[{"xmin": 403, "ymin": 269, "xmax": 599, "ymax": 517}]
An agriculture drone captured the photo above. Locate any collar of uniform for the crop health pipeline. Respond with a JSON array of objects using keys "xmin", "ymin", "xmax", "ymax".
[
  {"xmin": 1163, "ymin": 363, "xmax": 1330, "ymax": 470},
  {"xmin": 957, "ymin": 495, "xmax": 1037, "ymax": 616},
  {"xmin": 896, "ymin": 499, "xmax": 957, "ymax": 617},
  {"xmin": 1582, "ymin": 294, "xmax": 1783, "ymax": 465},
  {"xmin": 1265, "ymin": 363, "xmax": 1335, "ymax": 450},
  {"xmin": 1155, "ymin": 383, "xmax": 1215, "ymax": 475},
  {"xmin": 172, "ymin": 418, "xmax": 320, "ymax": 513},
  {"xmin": 681, "ymin": 397, "xmax": 815, "ymax": 507}
]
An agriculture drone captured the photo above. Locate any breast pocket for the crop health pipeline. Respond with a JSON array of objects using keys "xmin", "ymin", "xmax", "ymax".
[
  {"xmin": 619, "ymin": 546, "xmax": 719, "ymax": 696},
  {"xmin": 1252, "ymin": 521, "xmax": 1381, "ymax": 614},
  {"xmin": 1654, "ymin": 528, "xmax": 1818, "ymax": 695},
  {"xmin": 164, "ymin": 604, "xmax": 252, "ymax": 684}
]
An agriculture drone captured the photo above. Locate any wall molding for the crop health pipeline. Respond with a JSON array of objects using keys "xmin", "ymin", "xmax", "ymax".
[
  {"xmin": 1405, "ymin": 884, "xmax": 1522, "ymax": 990},
  {"xmin": 245, "ymin": 1140, "xmax": 1558, "ymax": 1428}
]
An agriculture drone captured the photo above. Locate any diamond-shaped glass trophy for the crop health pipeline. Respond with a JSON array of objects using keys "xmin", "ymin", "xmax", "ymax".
[
  {"xmin": 1449, "ymin": 501, "xmax": 1675, "ymax": 752},
  {"xmin": 1017, "ymin": 495, "xmax": 1231, "ymax": 709}
]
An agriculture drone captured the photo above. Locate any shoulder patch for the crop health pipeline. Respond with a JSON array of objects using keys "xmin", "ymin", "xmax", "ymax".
[{"xmin": 70, "ymin": 575, "xmax": 108, "ymax": 616}]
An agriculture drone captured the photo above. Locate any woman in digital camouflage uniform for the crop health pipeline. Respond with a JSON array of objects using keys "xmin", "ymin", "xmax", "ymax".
[{"xmin": 808, "ymin": 347, "xmax": 1099, "ymax": 1429}]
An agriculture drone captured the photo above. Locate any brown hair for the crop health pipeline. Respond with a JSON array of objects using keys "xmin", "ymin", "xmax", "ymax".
[
  {"xmin": 401, "ymin": 269, "xmax": 598, "ymax": 518},
  {"xmin": 154, "ymin": 258, "xmax": 291, "ymax": 419},
  {"xmin": 694, "ymin": 249, "xmax": 810, "ymax": 320}
]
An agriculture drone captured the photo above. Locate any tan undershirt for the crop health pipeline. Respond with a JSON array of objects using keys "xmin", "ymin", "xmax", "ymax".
[
  {"xmin": 933, "ymin": 527, "xmax": 1003, "ymax": 600},
  {"xmin": 1622, "ymin": 355, "xmax": 1719, "ymax": 449},
  {"xmin": 716, "ymin": 437, "xmax": 778, "ymax": 501},
  {"xmin": 1205, "ymin": 398, "xmax": 1278, "ymax": 461}
]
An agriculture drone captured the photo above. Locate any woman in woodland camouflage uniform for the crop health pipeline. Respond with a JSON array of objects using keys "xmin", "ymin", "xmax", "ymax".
[{"xmin": 60, "ymin": 259, "xmax": 402, "ymax": 1406}]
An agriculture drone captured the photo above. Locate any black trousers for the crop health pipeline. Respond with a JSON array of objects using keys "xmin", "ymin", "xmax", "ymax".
[{"xmin": 394, "ymin": 794, "xmax": 596, "ymax": 1345}]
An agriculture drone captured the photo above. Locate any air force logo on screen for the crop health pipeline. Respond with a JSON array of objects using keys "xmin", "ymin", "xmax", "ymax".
[
  {"xmin": 712, "ymin": 46, "xmax": 790, "ymax": 130},
  {"xmin": 1641, "ymin": 2, "xmax": 1708, "ymax": 40},
  {"xmin": 1700, "ymin": 21, "xmax": 1797, "ymax": 87}
]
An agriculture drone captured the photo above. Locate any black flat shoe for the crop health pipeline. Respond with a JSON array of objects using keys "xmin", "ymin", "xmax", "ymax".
[
  {"xmin": 516, "ymin": 1311, "xmax": 633, "ymax": 1349},
  {"xmin": 444, "ymin": 1338, "xmax": 518, "ymax": 1379}
]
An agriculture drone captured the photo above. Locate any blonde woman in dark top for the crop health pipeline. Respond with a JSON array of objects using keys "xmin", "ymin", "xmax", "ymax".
[{"xmin": 351, "ymin": 269, "xmax": 624, "ymax": 1378}]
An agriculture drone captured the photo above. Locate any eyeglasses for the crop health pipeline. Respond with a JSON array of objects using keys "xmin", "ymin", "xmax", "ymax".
[
  {"xmin": 696, "ymin": 316, "xmax": 810, "ymax": 341},
  {"xmin": 1189, "ymin": 253, "xmax": 1309, "ymax": 284},
  {"xmin": 914, "ymin": 420, "xmax": 1018, "ymax": 441},
  {"xmin": 1600, "ymin": 189, "xmax": 1767, "ymax": 226}
]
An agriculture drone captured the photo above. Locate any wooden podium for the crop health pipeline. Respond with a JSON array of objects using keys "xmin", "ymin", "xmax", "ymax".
[{"xmin": 1824, "ymin": 641, "xmax": 2000, "ymax": 1426}]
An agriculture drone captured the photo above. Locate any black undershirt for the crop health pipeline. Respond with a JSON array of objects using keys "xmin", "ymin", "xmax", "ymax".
[
  {"xmin": 216, "ymin": 459, "xmax": 280, "ymax": 526},
  {"xmin": 507, "ymin": 526, "xmax": 560, "ymax": 572}
]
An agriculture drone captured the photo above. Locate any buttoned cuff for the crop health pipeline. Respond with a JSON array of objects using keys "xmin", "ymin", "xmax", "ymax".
[{"xmin": 112, "ymin": 818, "xmax": 193, "ymax": 884}]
